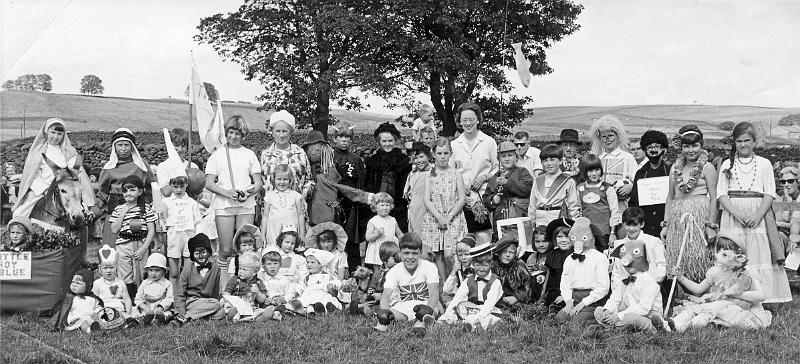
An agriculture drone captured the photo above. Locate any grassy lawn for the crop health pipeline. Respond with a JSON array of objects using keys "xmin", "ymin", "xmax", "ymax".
[{"xmin": 2, "ymin": 291, "xmax": 799, "ymax": 364}]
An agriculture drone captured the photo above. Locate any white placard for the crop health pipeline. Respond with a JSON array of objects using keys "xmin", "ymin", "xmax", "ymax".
[
  {"xmin": 496, "ymin": 217, "xmax": 533, "ymax": 257},
  {"xmin": 0, "ymin": 251, "xmax": 32, "ymax": 280},
  {"xmin": 784, "ymin": 251, "xmax": 800, "ymax": 271},
  {"xmin": 636, "ymin": 176, "xmax": 670, "ymax": 206}
]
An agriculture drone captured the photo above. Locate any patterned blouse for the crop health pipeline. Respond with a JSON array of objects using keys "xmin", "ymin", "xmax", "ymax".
[{"xmin": 260, "ymin": 143, "xmax": 314, "ymax": 197}]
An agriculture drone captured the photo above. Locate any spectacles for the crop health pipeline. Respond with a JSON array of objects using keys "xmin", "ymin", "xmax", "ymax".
[
  {"xmin": 600, "ymin": 134, "xmax": 616, "ymax": 141},
  {"xmin": 779, "ymin": 179, "xmax": 797, "ymax": 185},
  {"xmin": 514, "ymin": 143, "xmax": 528, "ymax": 147},
  {"xmin": 646, "ymin": 146, "xmax": 663, "ymax": 152}
]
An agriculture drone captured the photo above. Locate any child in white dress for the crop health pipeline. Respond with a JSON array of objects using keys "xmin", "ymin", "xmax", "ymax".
[
  {"xmin": 365, "ymin": 192, "xmax": 404, "ymax": 269},
  {"xmin": 262, "ymin": 164, "xmax": 305, "ymax": 246}
]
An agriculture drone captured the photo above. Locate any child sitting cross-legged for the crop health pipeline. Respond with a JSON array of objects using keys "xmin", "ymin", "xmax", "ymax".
[
  {"xmin": 438, "ymin": 243, "xmax": 504, "ymax": 331},
  {"xmin": 290, "ymin": 248, "xmax": 343, "ymax": 315},
  {"xmin": 667, "ymin": 232, "xmax": 772, "ymax": 332},
  {"xmin": 492, "ymin": 236, "xmax": 531, "ymax": 312},
  {"xmin": 133, "ymin": 253, "xmax": 174, "ymax": 325},
  {"xmin": 222, "ymin": 252, "xmax": 274, "ymax": 321},
  {"xmin": 171, "ymin": 233, "xmax": 225, "ymax": 326},
  {"xmin": 555, "ymin": 217, "xmax": 610, "ymax": 325},
  {"xmin": 374, "ymin": 232, "xmax": 439, "ymax": 334},
  {"xmin": 594, "ymin": 240, "xmax": 665, "ymax": 333}
]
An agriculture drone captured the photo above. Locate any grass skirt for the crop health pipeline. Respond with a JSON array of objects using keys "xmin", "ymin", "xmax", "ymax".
[
  {"xmin": 721, "ymin": 197, "xmax": 792, "ymax": 303},
  {"xmin": 665, "ymin": 195, "xmax": 713, "ymax": 281}
]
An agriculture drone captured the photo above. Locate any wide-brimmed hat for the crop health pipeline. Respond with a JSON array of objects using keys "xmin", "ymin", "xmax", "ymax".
[
  {"xmin": 304, "ymin": 222, "xmax": 347, "ymax": 251},
  {"xmin": 373, "ymin": 122, "xmax": 402, "ymax": 140},
  {"xmin": 469, "ymin": 243, "xmax": 493, "ymax": 258},
  {"xmin": 493, "ymin": 236, "xmax": 520, "ymax": 256},
  {"xmin": 498, "ymin": 141, "xmax": 517, "ymax": 154},
  {"xmin": 545, "ymin": 218, "xmax": 574, "ymax": 242},
  {"xmin": 233, "ymin": 224, "xmax": 265, "ymax": 251},
  {"xmin": 303, "ymin": 130, "xmax": 327, "ymax": 148},
  {"xmin": 557, "ymin": 129, "xmax": 579, "ymax": 144}
]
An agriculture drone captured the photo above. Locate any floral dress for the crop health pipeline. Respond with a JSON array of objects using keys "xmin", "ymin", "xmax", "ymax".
[{"xmin": 420, "ymin": 168, "xmax": 467, "ymax": 254}]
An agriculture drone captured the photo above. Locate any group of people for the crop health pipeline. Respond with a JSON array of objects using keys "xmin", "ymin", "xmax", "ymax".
[{"xmin": 1, "ymin": 101, "xmax": 797, "ymax": 335}]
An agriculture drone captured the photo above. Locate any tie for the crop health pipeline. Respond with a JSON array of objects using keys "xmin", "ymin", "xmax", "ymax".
[
  {"xmin": 476, "ymin": 276, "xmax": 489, "ymax": 283},
  {"xmin": 196, "ymin": 262, "xmax": 212, "ymax": 273},
  {"xmin": 622, "ymin": 276, "xmax": 637, "ymax": 285},
  {"xmin": 571, "ymin": 253, "xmax": 585, "ymax": 262}
]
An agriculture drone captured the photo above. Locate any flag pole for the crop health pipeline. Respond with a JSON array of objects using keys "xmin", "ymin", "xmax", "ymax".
[
  {"xmin": 188, "ymin": 51, "xmax": 194, "ymax": 165},
  {"xmin": 188, "ymin": 103, "xmax": 193, "ymax": 164}
]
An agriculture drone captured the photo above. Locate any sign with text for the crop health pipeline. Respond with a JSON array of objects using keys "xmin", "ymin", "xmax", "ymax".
[
  {"xmin": 636, "ymin": 176, "xmax": 670, "ymax": 206},
  {"xmin": 0, "ymin": 251, "xmax": 32, "ymax": 280}
]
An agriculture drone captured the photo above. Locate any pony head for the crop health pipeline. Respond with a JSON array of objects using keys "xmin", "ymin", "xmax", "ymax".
[{"xmin": 43, "ymin": 153, "xmax": 86, "ymax": 226}]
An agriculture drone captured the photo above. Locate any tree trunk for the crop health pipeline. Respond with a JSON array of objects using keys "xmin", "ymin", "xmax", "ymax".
[
  {"xmin": 313, "ymin": 86, "xmax": 330, "ymax": 138},
  {"xmin": 443, "ymin": 72, "xmax": 457, "ymax": 136}
]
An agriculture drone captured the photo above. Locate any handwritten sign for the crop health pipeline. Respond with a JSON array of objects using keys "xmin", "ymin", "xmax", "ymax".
[
  {"xmin": 636, "ymin": 176, "xmax": 670, "ymax": 206},
  {"xmin": 0, "ymin": 251, "xmax": 32, "ymax": 280}
]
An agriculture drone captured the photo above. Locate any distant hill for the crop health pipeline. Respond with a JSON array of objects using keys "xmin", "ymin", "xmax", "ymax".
[{"xmin": 2, "ymin": 90, "xmax": 799, "ymax": 144}]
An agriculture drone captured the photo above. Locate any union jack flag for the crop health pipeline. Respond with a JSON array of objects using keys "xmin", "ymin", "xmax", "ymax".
[{"xmin": 398, "ymin": 282, "xmax": 429, "ymax": 302}]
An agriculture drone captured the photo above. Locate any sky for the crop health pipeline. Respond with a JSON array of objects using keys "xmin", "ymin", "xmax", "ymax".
[{"xmin": 2, "ymin": 0, "xmax": 799, "ymax": 110}]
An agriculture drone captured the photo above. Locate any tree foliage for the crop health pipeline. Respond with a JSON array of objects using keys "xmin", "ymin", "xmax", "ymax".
[
  {"xmin": 718, "ymin": 121, "xmax": 736, "ymax": 131},
  {"xmin": 195, "ymin": 0, "xmax": 582, "ymax": 136},
  {"xmin": 778, "ymin": 114, "xmax": 800, "ymax": 127},
  {"xmin": 184, "ymin": 82, "xmax": 219, "ymax": 102},
  {"xmin": 196, "ymin": 1, "xmax": 395, "ymax": 134},
  {"xmin": 80, "ymin": 75, "xmax": 104, "ymax": 95},
  {"xmin": 2, "ymin": 73, "xmax": 53, "ymax": 92}
]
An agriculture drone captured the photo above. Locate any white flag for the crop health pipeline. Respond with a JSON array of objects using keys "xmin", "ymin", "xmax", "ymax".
[
  {"xmin": 512, "ymin": 42, "xmax": 531, "ymax": 88},
  {"xmin": 190, "ymin": 55, "xmax": 216, "ymax": 151},
  {"xmin": 203, "ymin": 99, "xmax": 226, "ymax": 153}
]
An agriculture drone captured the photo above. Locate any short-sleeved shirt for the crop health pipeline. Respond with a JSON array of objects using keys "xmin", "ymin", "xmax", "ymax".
[
  {"xmin": 109, "ymin": 203, "xmax": 157, "ymax": 244},
  {"xmin": 163, "ymin": 194, "xmax": 202, "ymax": 231},
  {"xmin": 205, "ymin": 145, "xmax": 262, "ymax": 210},
  {"xmin": 225, "ymin": 276, "xmax": 268, "ymax": 303},
  {"xmin": 383, "ymin": 259, "xmax": 439, "ymax": 303}
]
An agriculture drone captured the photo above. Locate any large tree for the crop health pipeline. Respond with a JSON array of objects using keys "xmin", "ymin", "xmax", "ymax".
[
  {"xmin": 371, "ymin": 0, "xmax": 583, "ymax": 136},
  {"xmin": 196, "ymin": 1, "xmax": 395, "ymax": 134},
  {"xmin": 80, "ymin": 75, "xmax": 104, "ymax": 95}
]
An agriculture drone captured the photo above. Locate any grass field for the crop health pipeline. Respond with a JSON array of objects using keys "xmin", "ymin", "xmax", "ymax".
[
  {"xmin": 3, "ymin": 90, "xmax": 799, "ymax": 143},
  {"xmin": 2, "ymin": 292, "xmax": 800, "ymax": 364}
]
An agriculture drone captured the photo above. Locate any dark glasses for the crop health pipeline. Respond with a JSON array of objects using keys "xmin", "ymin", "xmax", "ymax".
[
  {"xmin": 514, "ymin": 143, "xmax": 528, "ymax": 147},
  {"xmin": 779, "ymin": 179, "xmax": 797, "ymax": 184}
]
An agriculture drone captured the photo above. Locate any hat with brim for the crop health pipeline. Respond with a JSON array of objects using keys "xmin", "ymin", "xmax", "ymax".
[
  {"xmin": 302, "ymin": 130, "xmax": 327, "ymax": 148},
  {"xmin": 304, "ymin": 222, "xmax": 347, "ymax": 251},
  {"xmin": 556, "ymin": 129, "xmax": 580, "ymax": 144},
  {"xmin": 545, "ymin": 218, "xmax": 575, "ymax": 243},
  {"xmin": 493, "ymin": 236, "xmax": 519, "ymax": 256},
  {"xmin": 144, "ymin": 253, "xmax": 167, "ymax": 270},
  {"xmin": 374, "ymin": 122, "xmax": 402, "ymax": 140},
  {"xmin": 498, "ymin": 141, "xmax": 517, "ymax": 154},
  {"xmin": 716, "ymin": 230, "xmax": 746, "ymax": 253},
  {"xmin": 233, "ymin": 224, "xmax": 265, "ymax": 251},
  {"xmin": 469, "ymin": 243, "xmax": 493, "ymax": 258}
]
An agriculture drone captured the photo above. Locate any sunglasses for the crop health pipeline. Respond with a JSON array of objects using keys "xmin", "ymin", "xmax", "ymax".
[
  {"xmin": 514, "ymin": 143, "xmax": 528, "ymax": 147},
  {"xmin": 779, "ymin": 179, "xmax": 797, "ymax": 185}
]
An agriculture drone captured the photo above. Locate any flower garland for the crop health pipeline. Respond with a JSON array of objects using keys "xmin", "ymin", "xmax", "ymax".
[
  {"xmin": 672, "ymin": 149, "xmax": 708, "ymax": 193},
  {"xmin": 0, "ymin": 224, "xmax": 81, "ymax": 252}
]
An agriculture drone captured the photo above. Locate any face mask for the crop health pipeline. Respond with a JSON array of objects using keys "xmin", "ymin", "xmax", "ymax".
[{"xmin": 646, "ymin": 150, "xmax": 664, "ymax": 164}]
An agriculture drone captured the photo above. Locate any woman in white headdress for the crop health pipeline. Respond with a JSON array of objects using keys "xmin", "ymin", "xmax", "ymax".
[{"xmin": 13, "ymin": 118, "xmax": 94, "ymax": 218}]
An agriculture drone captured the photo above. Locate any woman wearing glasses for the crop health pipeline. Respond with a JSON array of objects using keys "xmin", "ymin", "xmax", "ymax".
[{"xmin": 776, "ymin": 166, "xmax": 800, "ymax": 264}]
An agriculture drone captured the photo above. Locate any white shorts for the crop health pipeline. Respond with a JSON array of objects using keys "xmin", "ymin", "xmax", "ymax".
[
  {"xmin": 167, "ymin": 229, "xmax": 192, "ymax": 258},
  {"xmin": 391, "ymin": 300, "xmax": 428, "ymax": 320}
]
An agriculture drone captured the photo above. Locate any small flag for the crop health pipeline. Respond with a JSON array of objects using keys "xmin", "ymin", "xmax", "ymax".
[
  {"xmin": 190, "ymin": 55, "xmax": 216, "ymax": 151},
  {"xmin": 512, "ymin": 42, "xmax": 531, "ymax": 88}
]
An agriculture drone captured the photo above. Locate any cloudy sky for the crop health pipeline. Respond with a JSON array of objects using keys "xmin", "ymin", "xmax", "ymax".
[{"xmin": 3, "ymin": 0, "xmax": 799, "ymax": 109}]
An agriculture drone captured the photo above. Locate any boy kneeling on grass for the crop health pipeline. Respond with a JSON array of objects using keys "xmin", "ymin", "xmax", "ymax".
[
  {"xmin": 438, "ymin": 243, "xmax": 504, "ymax": 331},
  {"xmin": 172, "ymin": 233, "xmax": 225, "ymax": 326},
  {"xmin": 374, "ymin": 232, "xmax": 439, "ymax": 333},
  {"xmin": 594, "ymin": 240, "xmax": 665, "ymax": 333}
]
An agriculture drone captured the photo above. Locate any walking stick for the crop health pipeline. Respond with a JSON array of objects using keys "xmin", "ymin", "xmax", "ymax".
[{"xmin": 665, "ymin": 213, "xmax": 692, "ymax": 314}]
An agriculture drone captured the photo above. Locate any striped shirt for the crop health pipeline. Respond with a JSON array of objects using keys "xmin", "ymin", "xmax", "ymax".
[{"xmin": 109, "ymin": 203, "xmax": 157, "ymax": 244}]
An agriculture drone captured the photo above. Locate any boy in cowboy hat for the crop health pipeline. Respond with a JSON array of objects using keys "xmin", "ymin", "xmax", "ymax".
[{"xmin": 484, "ymin": 141, "xmax": 533, "ymax": 225}]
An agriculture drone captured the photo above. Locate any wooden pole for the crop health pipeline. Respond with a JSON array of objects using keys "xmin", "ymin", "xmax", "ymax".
[
  {"xmin": 665, "ymin": 213, "xmax": 692, "ymax": 316},
  {"xmin": 188, "ymin": 103, "xmax": 193, "ymax": 164}
]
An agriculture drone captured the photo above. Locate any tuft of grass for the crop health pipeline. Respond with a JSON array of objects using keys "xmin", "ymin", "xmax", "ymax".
[{"xmin": 2, "ymin": 292, "xmax": 800, "ymax": 363}]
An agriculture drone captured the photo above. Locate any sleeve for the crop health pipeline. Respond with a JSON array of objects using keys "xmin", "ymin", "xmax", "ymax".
[
  {"xmin": 762, "ymin": 158, "xmax": 777, "ymax": 198},
  {"xmin": 174, "ymin": 265, "xmax": 190, "ymax": 315},
  {"xmin": 95, "ymin": 169, "xmax": 112, "ymax": 211},
  {"xmin": 205, "ymin": 151, "xmax": 219, "ymax": 176},
  {"xmin": 442, "ymin": 271, "xmax": 458, "ymax": 294},
  {"xmin": 560, "ymin": 260, "xmax": 574, "ymax": 303},
  {"xmin": 77, "ymin": 165, "xmax": 96, "ymax": 208},
  {"xmin": 299, "ymin": 152, "xmax": 314, "ymax": 197},
  {"xmin": 628, "ymin": 172, "xmax": 641, "ymax": 207},
  {"xmin": 249, "ymin": 150, "xmax": 263, "ymax": 175},
  {"xmin": 224, "ymin": 277, "xmax": 238, "ymax": 295},
  {"xmin": 426, "ymin": 262, "xmax": 440, "ymax": 284},
  {"xmin": 624, "ymin": 153, "xmax": 638, "ymax": 182},
  {"xmin": 108, "ymin": 205, "xmax": 121, "ymax": 224},
  {"xmin": 607, "ymin": 186, "xmax": 621, "ymax": 227},
  {"xmin": 646, "ymin": 236, "xmax": 667, "ymax": 283},
  {"xmin": 528, "ymin": 179, "xmax": 539, "ymax": 217},
  {"xmin": 144, "ymin": 204, "xmax": 158, "ymax": 223},
  {"xmin": 160, "ymin": 282, "xmax": 174, "ymax": 310},
  {"xmin": 516, "ymin": 169, "xmax": 534, "ymax": 198},
  {"xmin": 134, "ymin": 281, "xmax": 145, "ymax": 306},
  {"xmin": 603, "ymin": 284, "xmax": 623, "ymax": 313},
  {"xmin": 716, "ymin": 160, "xmax": 731, "ymax": 199},
  {"xmin": 192, "ymin": 200, "xmax": 203, "ymax": 229},
  {"xmin": 382, "ymin": 268, "xmax": 399, "ymax": 291},
  {"xmin": 616, "ymin": 278, "xmax": 660, "ymax": 319},
  {"xmin": 581, "ymin": 253, "xmax": 611, "ymax": 306},
  {"xmin": 531, "ymin": 151, "xmax": 543, "ymax": 173},
  {"xmin": 483, "ymin": 177, "xmax": 499, "ymax": 208},
  {"xmin": 442, "ymin": 280, "xmax": 469, "ymax": 318},
  {"xmin": 477, "ymin": 280, "xmax": 504, "ymax": 319},
  {"xmin": 564, "ymin": 179, "xmax": 581, "ymax": 219},
  {"xmin": 91, "ymin": 280, "xmax": 102, "ymax": 298}
]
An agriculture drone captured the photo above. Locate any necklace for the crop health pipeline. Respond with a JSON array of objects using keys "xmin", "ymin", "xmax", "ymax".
[
  {"xmin": 736, "ymin": 155, "xmax": 756, "ymax": 175},
  {"xmin": 672, "ymin": 151, "xmax": 707, "ymax": 193},
  {"xmin": 733, "ymin": 157, "xmax": 758, "ymax": 191}
]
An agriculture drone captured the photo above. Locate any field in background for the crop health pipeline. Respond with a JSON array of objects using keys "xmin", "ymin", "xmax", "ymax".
[{"xmin": 2, "ymin": 90, "xmax": 799, "ymax": 143}]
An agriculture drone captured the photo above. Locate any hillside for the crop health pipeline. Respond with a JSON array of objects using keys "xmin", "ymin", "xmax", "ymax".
[{"xmin": 2, "ymin": 90, "xmax": 799, "ymax": 143}]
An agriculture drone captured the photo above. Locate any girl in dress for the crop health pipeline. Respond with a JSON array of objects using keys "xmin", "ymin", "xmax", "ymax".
[
  {"xmin": 205, "ymin": 116, "xmax": 264, "ymax": 291},
  {"xmin": 364, "ymin": 193, "xmax": 404, "ymax": 273},
  {"xmin": 421, "ymin": 138, "xmax": 468, "ymax": 284},
  {"xmin": 576, "ymin": 154, "xmax": 620, "ymax": 251},
  {"xmin": 404, "ymin": 141, "xmax": 432, "ymax": 234},
  {"xmin": 716, "ymin": 122, "xmax": 792, "ymax": 304},
  {"xmin": 262, "ymin": 164, "xmax": 305, "ymax": 246},
  {"xmin": 662, "ymin": 125, "xmax": 719, "ymax": 282}
]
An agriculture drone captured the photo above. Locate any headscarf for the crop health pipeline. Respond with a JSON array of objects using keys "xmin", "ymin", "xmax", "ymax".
[
  {"xmin": 102, "ymin": 128, "xmax": 148, "ymax": 172},
  {"xmin": 14, "ymin": 118, "xmax": 78, "ymax": 211}
]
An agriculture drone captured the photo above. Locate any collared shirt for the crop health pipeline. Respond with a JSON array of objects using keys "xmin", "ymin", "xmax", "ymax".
[
  {"xmin": 603, "ymin": 271, "xmax": 662, "ymax": 319},
  {"xmin": 195, "ymin": 261, "xmax": 211, "ymax": 278},
  {"xmin": 135, "ymin": 277, "xmax": 174, "ymax": 309},
  {"xmin": 610, "ymin": 233, "xmax": 667, "ymax": 284},
  {"xmin": 258, "ymin": 273, "xmax": 293, "ymax": 300},
  {"xmin": 442, "ymin": 273, "xmax": 503, "ymax": 321},
  {"xmin": 560, "ymin": 249, "xmax": 610, "ymax": 306},
  {"xmin": 450, "ymin": 131, "xmax": 498, "ymax": 191},
  {"xmin": 519, "ymin": 147, "xmax": 543, "ymax": 177},
  {"xmin": 163, "ymin": 194, "xmax": 202, "ymax": 231}
]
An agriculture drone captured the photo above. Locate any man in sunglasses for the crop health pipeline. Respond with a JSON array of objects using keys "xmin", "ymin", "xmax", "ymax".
[{"xmin": 513, "ymin": 131, "xmax": 542, "ymax": 177}]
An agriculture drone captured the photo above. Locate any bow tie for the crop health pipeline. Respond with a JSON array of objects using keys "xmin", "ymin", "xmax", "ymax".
[
  {"xmin": 462, "ymin": 267, "xmax": 475, "ymax": 276},
  {"xmin": 196, "ymin": 262, "xmax": 212, "ymax": 273},
  {"xmin": 476, "ymin": 276, "xmax": 490, "ymax": 283},
  {"xmin": 622, "ymin": 276, "xmax": 637, "ymax": 285},
  {"xmin": 571, "ymin": 253, "xmax": 586, "ymax": 262}
]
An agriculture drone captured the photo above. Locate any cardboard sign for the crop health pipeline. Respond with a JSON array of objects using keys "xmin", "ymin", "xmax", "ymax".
[
  {"xmin": 0, "ymin": 251, "xmax": 32, "ymax": 280},
  {"xmin": 496, "ymin": 217, "xmax": 535, "ymax": 257},
  {"xmin": 636, "ymin": 176, "xmax": 670, "ymax": 206}
]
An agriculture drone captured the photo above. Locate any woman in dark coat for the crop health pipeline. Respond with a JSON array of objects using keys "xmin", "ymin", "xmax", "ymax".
[{"xmin": 364, "ymin": 123, "xmax": 411, "ymax": 231}]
